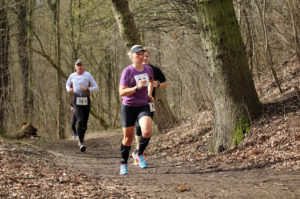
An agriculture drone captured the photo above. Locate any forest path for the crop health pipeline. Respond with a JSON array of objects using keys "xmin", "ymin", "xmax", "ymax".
[{"xmin": 46, "ymin": 131, "xmax": 300, "ymax": 199}]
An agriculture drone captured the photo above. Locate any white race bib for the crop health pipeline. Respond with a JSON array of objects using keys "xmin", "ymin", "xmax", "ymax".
[
  {"xmin": 134, "ymin": 73, "xmax": 149, "ymax": 87},
  {"xmin": 76, "ymin": 97, "xmax": 88, "ymax": 105},
  {"xmin": 149, "ymin": 102, "xmax": 155, "ymax": 112}
]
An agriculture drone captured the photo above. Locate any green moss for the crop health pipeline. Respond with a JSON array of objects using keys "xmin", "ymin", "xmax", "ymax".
[{"xmin": 232, "ymin": 115, "xmax": 251, "ymax": 147}]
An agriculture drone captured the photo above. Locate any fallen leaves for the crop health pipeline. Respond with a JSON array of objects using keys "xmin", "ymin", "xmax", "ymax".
[
  {"xmin": 0, "ymin": 140, "xmax": 133, "ymax": 198},
  {"xmin": 177, "ymin": 185, "xmax": 189, "ymax": 192}
]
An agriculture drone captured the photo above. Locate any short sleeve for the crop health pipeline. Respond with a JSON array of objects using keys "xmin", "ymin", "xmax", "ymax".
[
  {"xmin": 120, "ymin": 68, "xmax": 130, "ymax": 86},
  {"xmin": 156, "ymin": 68, "xmax": 166, "ymax": 83}
]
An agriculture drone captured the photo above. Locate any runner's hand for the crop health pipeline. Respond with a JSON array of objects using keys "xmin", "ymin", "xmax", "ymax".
[
  {"xmin": 148, "ymin": 95, "xmax": 154, "ymax": 103},
  {"xmin": 80, "ymin": 85, "xmax": 88, "ymax": 91},
  {"xmin": 69, "ymin": 88, "xmax": 74, "ymax": 94},
  {"xmin": 153, "ymin": 81, "xmax": 159, "ymax": 88},
  {"xmin": 137, "ymin": 79, "xmax": 147, "ymax": 89}
]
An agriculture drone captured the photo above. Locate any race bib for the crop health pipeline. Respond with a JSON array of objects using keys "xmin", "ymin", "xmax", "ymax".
[
  {"xmin": 134, "ymin": 73, "xmax": 149, "ymax": 87},
  {"xmin": 76, "ymin": 97, "xmax": 88, "ymax": 105},
  {"xmin": 149, "ymin": 102, "xmax": 155, "ymax": 112}
]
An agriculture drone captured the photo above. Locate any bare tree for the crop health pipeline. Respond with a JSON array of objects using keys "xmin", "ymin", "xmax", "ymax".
[
  {"xmin": 0, "ymin": 0, "xmax": 10, "ymax": 133},
  {"xmin": 254, "ymin": 0, "xmax": 282, "ymax": 93},
  {"xmin": 195, "ymin": 0, "xmax": 261, "ymax": 152},
  {"xmin": 15, "ymin": 0, "xmax": 32, "ymax": 122},
  {"xmin": 47, "ymin": 0, "xmax": 65, "ymax": 139},
  {"xmin": 27, "ymin": 0, "xmax": 34, "ymax": 122}
]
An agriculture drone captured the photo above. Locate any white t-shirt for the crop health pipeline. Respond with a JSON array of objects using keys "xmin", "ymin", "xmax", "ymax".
[{"xmin": 66, "ymin": 71, "xmax": 98, "ymax": 96}]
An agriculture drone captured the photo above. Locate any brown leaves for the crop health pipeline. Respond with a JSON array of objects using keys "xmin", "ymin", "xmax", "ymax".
[
  {"xmin": 177, "ymin": 185, "xmax": 189, "ymax": 192},
  {"xmin": 0, "ymin": 140, "xmax": 132, "ymax": 198}
]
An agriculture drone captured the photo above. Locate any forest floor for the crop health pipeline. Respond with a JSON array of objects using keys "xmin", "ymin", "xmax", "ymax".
[
  {"xmin": 1, "ymin": 130, "xmax": 300, "ymax": 199},
  {"xmin": 1, "ymin": 57, "xmax": 300, "ymax": 198}
]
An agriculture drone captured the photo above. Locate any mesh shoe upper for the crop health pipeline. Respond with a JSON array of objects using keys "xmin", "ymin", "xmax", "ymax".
[
  {"xmin": 120, "ymin": 164, "xmax": 128, "ymax": 175},
  {"xmin": 136, "ymin": 154, "xmax": 147, "ymax": 168}
]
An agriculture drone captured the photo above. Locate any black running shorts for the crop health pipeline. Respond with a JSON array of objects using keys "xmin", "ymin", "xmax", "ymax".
[{"xmin": 121, "ymin": 104, "xmax": 151, "ymax": 127}]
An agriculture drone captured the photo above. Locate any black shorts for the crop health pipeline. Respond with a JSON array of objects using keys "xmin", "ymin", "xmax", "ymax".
[{"xmin": 121, "ymin": 104, "xmax": 151, "ymax": 127}]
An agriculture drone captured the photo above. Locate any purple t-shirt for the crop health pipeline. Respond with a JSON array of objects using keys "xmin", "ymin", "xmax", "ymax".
[{"xmin": 120, "ymin": 64, "xmax": 153, "ymax": 107}]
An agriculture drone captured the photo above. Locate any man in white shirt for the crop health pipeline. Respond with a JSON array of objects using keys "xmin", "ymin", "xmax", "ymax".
[{"xmin": 66, "ymin": 59, "xmax": 98, "ymax": 152}]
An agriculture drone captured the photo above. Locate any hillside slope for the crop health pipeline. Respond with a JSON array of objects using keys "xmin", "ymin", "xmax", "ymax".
[{"xmin": 149, "ymin": 56, "xmax": 300, "ymax": 171}]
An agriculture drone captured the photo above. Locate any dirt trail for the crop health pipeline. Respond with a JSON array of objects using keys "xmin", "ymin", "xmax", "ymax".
[{"xmin": 46, "ymin": 131, "xmax": 300, "ymax": 199}]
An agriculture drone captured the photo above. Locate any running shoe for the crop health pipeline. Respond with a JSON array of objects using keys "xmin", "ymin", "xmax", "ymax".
[
  {"xmin": 72, "ymin": 133, "xmax": 77, "ymax": 139},
  {"xmin": 132, "ymin": 152, "xmax": 139, "ymax": 166},
  {"xmin": 120, "ymin": 164, "xmax": 128, "ymax": 175},
  {"xmin": 80, "ymin": 144, "xmax": 86, "ymax": 152},
  {"xmin": 136, "ymin": 154, "xmax": 147, "ymax": 168}
]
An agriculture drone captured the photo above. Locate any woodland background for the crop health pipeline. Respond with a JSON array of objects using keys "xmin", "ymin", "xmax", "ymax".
[{"xmin": 0, "ymin": 0, "xmax": 299, "ymax": 140}]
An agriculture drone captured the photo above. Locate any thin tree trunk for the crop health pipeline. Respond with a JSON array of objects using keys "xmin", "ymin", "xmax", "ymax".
[
  {"xmin": 55, "ymin": 0, "xmax": 65, "ymax": 139},
  {"xmin": 242, "ymin": 0, "xmax": 254, "ymax": 73},
  {"xmin": 48, "ymin": 0, "xmax": 65, "ymax": 139},
  {"xmin": 0, "ymin": 0, "xmax": 10, "ymax": 132},
  {"xmin": 255, "ymin": 0, "xmax": 282, "ymax": 93},
  {"xmin": 16, "ymin": 0, "xmax": 30, "ymax": 121},
  {"xmin": 113, "ymin": 40, "xmax": 120, "ymax": 127},
  {"xmin": 196, "ymin": 0, "xmax": 261, "ymax": 152},
  {"xmin": 27, "ymin": 0, "xmax": 35, "ymax": 122},
  {"xmin": 69, "ymin": 0, "xmax": 81, "ymax": 62}
]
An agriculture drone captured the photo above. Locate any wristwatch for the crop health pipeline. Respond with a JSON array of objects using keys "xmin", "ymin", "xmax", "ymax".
[{"xmin": 134, "ymin": 85, "xmax": 139, "ymax": 92}]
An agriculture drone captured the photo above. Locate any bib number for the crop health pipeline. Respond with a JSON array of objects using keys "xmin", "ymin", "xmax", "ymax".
[{"xmin": 76, "ymin": 97, "xmax": 88, "ymax": 105}]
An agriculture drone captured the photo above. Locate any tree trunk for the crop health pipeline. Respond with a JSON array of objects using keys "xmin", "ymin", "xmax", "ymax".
[
  {"xmin": 111, "ymin": 0, "xmax": 141, "ymax": 48},
  {"xmin": 48, "ymin": 0, "xmax": 65, "ymax": 139},
  {"xmin": 254, "ymin": 0, "xmax": 282, "ymax": 93},
  {"xmin": 153, "ymin": 89, "xmax": 176, "ymax": 129},
  {"xmin": 27, "ymin": 0, "xmax": 35, "ymax": 122},
  {"xmin": 69, "ymin": 0, "xmax": 81, "ymax": 62},
  {"xmin": 152, "ymin": 30, "xmax": 176, "ymax": 127},
  {"xmin": 112, "ymin": 40, "xmax": 121, "ymax": 127},
  {"xmin": 16, "ymin": 0, "xmax": 31, "ymax": 121},
  {"xmin": 0, "ymin": 0, "xmax": 10, "ymax": 132},
  {"xmin": 195, "ymin": 0, "xmax": 261, "ymax": 152},
  {"xmin": 241, "ymin": 0, "xmax": 254, "ymax": 73}
]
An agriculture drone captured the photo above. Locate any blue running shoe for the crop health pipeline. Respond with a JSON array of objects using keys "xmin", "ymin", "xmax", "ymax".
[
  {"xmin": 137, "ymin": 154, "xmax": 147, "ymax": 168},
  {"xmin": 120, "ymin": 164, "xmax": 128, "ymax": 175},
  {"xmin": 72, "ymin": 133, "xmax": 77, "ymax": 139}
]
